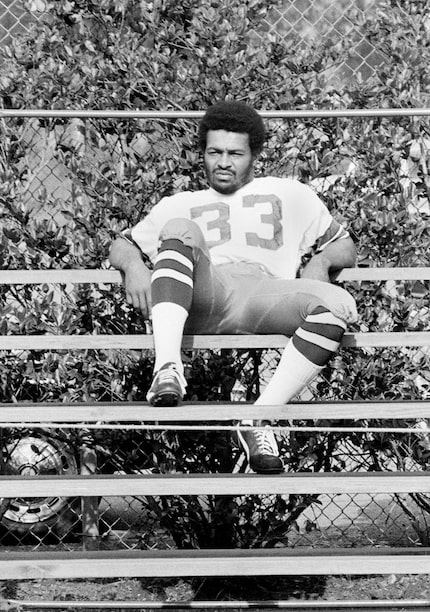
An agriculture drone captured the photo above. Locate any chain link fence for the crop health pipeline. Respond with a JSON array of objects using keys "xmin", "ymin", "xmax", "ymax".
[
  {"xmin": 1, "ymin": 110, "xmax": 430, "ymax": 551},
  {"xmin": 1, "ymin": 0, "xmax": 382, "ymax": 81},
  {"xmin": 258, "ymin": 0, "xmax": 384, "ymax": 82},
  {"xmin": 0, "ymin": 0, "xmax": 44, "ymax": 46}
]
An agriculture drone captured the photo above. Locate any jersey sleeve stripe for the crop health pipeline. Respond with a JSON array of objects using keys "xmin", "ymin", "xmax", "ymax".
[{"xmin": 316, "ymin": 222, "xmax": 350, "ymax": 252}]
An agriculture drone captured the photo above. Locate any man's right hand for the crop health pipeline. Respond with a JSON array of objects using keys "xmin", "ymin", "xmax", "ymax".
[
  {"xmin": 123, "ymin": 260, "xmax": 152, "ymax": 319},
  {"xmin": 109, "ymin": 237, "xmax": 152, "ymax": 320}
]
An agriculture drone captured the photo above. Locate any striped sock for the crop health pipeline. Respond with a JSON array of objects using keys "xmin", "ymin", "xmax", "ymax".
[
  {"xmin": 151, "ymin": 239, "xmax": 194, "ymax": 309},
  {"xmin": 292, "ymin": 305, "xmax": 346, "ymax": 366},
  {"xmin": 255, "ymin": 306, "xmax": 346, "ymax": 406},
  {"xmin": 151, "ymin": 239, "xmax": 195, "ymax": 374}
]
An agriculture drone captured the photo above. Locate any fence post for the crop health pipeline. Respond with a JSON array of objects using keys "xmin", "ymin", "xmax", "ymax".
[{"xmin": 80, "ymin": 443, "xmax": 100, "ymax": 550}]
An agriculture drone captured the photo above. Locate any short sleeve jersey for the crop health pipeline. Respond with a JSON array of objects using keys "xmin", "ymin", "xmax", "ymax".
[{"xmin": 127, "ymin": 176, "xmax": 349, "ymax": 280}]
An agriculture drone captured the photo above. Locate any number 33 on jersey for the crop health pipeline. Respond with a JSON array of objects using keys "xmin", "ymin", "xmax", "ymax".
[{"xmin": 127, "ymin": 176, "xmax": 349, "ymax": 281}]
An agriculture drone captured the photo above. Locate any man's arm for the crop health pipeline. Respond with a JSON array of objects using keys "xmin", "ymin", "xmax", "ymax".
[
  {"xmin": 300, "ymin": 236, "xmax": 357, "ymax": 282},
  {"xmin": 109, "ymin": 236, "xmax": 152, "ymax": 319}
]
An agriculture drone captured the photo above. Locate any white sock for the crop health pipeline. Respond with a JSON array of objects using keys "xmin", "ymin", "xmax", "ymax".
[
  {"xmin": 151, "ymin": 302, "xmax": 188, "ymax": 374},
  {"xmin": 255, "ymin": 340, "xmax": 323, "ymax": 406}
]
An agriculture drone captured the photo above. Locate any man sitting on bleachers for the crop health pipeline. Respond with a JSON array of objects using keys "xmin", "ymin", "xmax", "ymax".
[{"xmin": 109, "ymin": 100, "xmax": 357, "ymax": 475}]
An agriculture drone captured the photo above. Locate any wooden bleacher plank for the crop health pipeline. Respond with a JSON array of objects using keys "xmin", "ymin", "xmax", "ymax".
[
  {"xmin": 1, "ymin": 267, "xmax": 430, "ymax": 284},
  {"xmin": 1, "ymin": 333, "xmax": 276, "ymax": 350},
  {"xmin": 1, "ymin": 472, "xmax": 429, "ymax": 497},
  {"xmin": 335, "ymin": 267, "xmax": 430, "ymax": 281},
  {"xmin": 340, "ymin": 331, "xmax": 430, "ymax": 348},
  {"xmin": 0, "ymin": 269, "xmax": 123, "ymax": 284},
  {"xmin": 1, "ymin": 400, "xmax": 430, "ymax": 422},
  {"xmin": 2, "ymin": 331, "xmax": 430, "ymax": 351},
  {"xmin": 0, "ymin": 548, "xmax": 429, "ymax": 580}
]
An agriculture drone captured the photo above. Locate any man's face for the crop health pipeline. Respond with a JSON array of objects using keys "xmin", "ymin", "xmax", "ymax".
[{"xmin": 204, "ymin": 130, "xmax": 255, "ymax": 194}]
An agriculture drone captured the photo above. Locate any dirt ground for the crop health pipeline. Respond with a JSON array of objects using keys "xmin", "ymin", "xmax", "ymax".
[{"xmin": 1, "ymin": 573, "xmax": 430, "ymax": 609}]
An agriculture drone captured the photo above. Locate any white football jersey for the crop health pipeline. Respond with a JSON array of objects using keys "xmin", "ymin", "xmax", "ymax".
[{"xmin": 126, "ymin": 176, "xmax": 349, "ymax": 280}]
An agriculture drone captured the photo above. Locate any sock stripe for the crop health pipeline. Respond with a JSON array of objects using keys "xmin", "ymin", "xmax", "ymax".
[
  {"xmin": 152, "ymin": 268, "xmax": 193, "ymax": 287},
  {"xmin": 292, "ymin": 335, "xmax": 335, "ymax": 366},
  {"xmin": 155, "ymin": 250, "xmax": 193, "ymax": 270},
  {"xmin": 154, "ymin": 258, "xmax": 193, "ymax": 279},
  {"xmin": 301, "ymin": 321, "xmax": 345, "ymax": 342},
  {"xmin": 306, "ymin": 311, "xmax": 347, "ymax": 329},
  {"xmin": 152, "ymin": 277, "xmax": 192, "ymax": 308},
  {"xmin": 291, "ymin": 306, "xmax": 346, "ymax": 366},
  {"xmin": 159, "ymin": 238, "xmax": 193, "ymax": 253},
  {"xmin": 294, "ymin": 328, "xmax": 340, "ymax": 352}
]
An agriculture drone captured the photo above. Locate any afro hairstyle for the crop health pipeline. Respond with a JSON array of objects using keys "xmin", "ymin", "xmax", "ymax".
[{"xmin": 198, "ymin": 100, "xmax": 266, "ymax": 156}]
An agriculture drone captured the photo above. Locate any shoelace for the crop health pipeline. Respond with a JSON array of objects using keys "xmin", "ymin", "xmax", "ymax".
[
  {"xmin": 253, "ymin": 427, "xmax": 279, "ymax": 456},
  {"xmin": 156, "ymin": 367, "xmax": 187, "ymax": 393}
]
